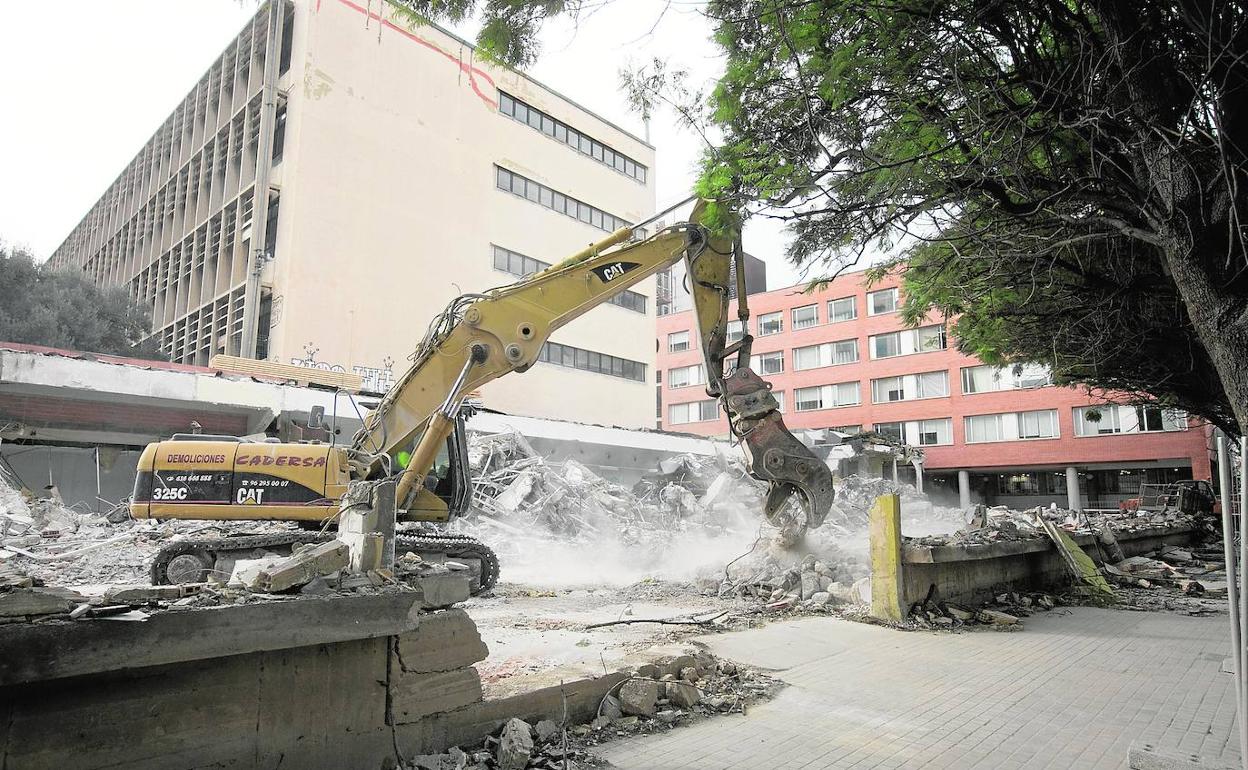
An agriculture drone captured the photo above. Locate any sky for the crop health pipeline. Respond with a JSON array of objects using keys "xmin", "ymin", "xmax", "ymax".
[{"xmin": 0, "ymin": 0, "xmax": 806, "ymax": 289}]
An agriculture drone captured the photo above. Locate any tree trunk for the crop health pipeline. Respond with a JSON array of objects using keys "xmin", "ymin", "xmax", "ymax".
[{"xmin": 1163, "ymin": 246, "xmax": 1248, "ymax": 437}]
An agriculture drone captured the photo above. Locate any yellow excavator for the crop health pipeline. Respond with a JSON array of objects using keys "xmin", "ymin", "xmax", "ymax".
[{"xmin": 129, "ymin": 200, "xmax": 835, "ymax": 592}]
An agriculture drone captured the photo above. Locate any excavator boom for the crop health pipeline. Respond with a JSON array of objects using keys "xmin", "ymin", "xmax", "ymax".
[{"xmin": 353, "ymin": 200, "xmax": 834, "ymax": 528}]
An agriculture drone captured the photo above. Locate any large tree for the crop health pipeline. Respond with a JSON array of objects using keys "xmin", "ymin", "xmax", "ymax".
[
  {"xmin": 0, "ymin": 242, "xmax": 166, "ymax": 360},
  {"xmin": 409, "ymin": 0, "xmax": 1248, "ymax": 433}
]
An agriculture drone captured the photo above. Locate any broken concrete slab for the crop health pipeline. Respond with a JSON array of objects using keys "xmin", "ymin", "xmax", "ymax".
[
  {"xmin": 254, "ymin": 540, "xmax": 349, "ymax": 593},
  {"xmin": 103, "ymin": 583, "xmax": 205, "ymax": 604},
  {"xmin": 0, "ymin": 593, "xmax": 422, "ymax": 686},
  {"xmin": 396, "ymin": 609, "xmax": 489, "ymax": 673},
  {"xmin": 976, "ymin": 609, "xmax": 1020, "ymax": 626},
  {"xmin": 0, "ymin": 586, "xmax": 82, "ymax": 617},
  {"xmin": 412, "ymin": 571, "xmax": 472, "ymax": 609}
]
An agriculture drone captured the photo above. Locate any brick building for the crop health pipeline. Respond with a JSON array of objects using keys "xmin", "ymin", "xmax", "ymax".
[{"xmin": 655, "ymin": 270, "xmax": 1215, "ymax": 510}]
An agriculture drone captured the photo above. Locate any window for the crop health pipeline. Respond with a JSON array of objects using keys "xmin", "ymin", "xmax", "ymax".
[
  {"xmin": 773, "ymin": 391, "xmax": 786, "ymax": 412},
  {"xmin": 915, "ymin": 371, "xmax": 949, "ymax": 398},
  {"xmin": 751, "ymin": 351, "xmax": 784, "ymax": 375},
  {"xmin": 1018, "ymin": 410, "xmax": 1059, "ymax": 439},
  {"xmin": 758, "ymin": 311, "xmax": 783, "ymax": 336},
  {"xmin": 792, "ymin": 304, "xmax": 818, "ymax": 330},
  {"xmin": 961, "ymin": 364, "xmax": 1052, "ymax": 394},
  {"xmin": 872, "ymin": 376, "xmax": 906, "ymax": 403},
  {"xmin": 492, "ymin": 245, "xmax": 645, "ymax": 312},
  {"xmin": 669, "ymin": 399, "xmax": 718, "ymax": 424},
  {"xmin": 794, "ymin": 381, "xmax": 861, "ymax": 411},
  {"xmin": 495, "ymin": 166, "xmax": 643, "ymax": 235},
  {"xmin": 965, "ymin": 414, "xmax": 1005, "ymax": 443},
  {"xmin": 1073, "ymin": 405, "xmax": 1187, "ymax": 436},
  {"xmin": 668, "ymin": 364, "xmax": 705, "ymax": 388},
  {"xmin": 917, "ymin": 325, "xmax": 947, "ymax": 352},
  {"xmin": 539, "ymin": 341, "xmax": 646, "ymax": 382},
  {"xmin": 965, "ymin": 410, "xmax": 1059, "ymax": 442},
  {"xmin": 871, "ymin": 332, "xmax": 901, "ymax": 359},
  {"xmin": 869, "ymin": 325, "xmax": 946, "ymax": 359},
  {"xmin": 874, "ymin": 421, "xmax": 904, "ymax": 442},
  {"xmin": 828, "ymin": 296, "xmax": 856, "ymax": 323},
  {"xmin": 727, "ymin": 320, "xmax": 746, "ymax": 344},
  {"xmin": 868, "ymin": 288, "xmax": 899, "ymax": 315},
  {"xmin": 831, "ymin": 424, "xmax": 862, "ymax": 434},
  {"xmin": 998, "ymin": 473, "xmax": 1040, "ymax": 496},
  {"xmin": 753, "ymin": 310, "xmax": 783, "ymax": 334},
  {"xmin": 668, "ymin": 331, "xmax": 690, "ymax": 353},
  {"xmin": 867, "ymin": 371, "xmax": 950, "ymax": 402},
  {"xmin": 793, "ymin": 339, "xmax": 858, "ymax": 370},
  {"xmin": 498, "ymin": 91, "xmax": 647, "ymax": 183},
  {"xmin": 917, "ymin": 418, "xmax": 953, "ymax": 446}
]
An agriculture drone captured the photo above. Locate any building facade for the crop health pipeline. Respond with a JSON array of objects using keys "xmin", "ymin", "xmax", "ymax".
[
  {"xmin": 655, "ymin": 270, "xmax": 1215, "ymax": 510},
  {"xmin": 49, "ymin": 0, "xmax": 658, "ymax": 428}
]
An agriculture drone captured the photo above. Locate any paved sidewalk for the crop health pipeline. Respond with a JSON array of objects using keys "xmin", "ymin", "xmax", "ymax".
[{"xmin": 599, "ymin": 608, "xmax": 1240, "ymax": 769}]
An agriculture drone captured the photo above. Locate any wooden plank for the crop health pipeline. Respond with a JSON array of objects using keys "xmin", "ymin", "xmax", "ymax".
[
  {"xmin": 210, "ymin": 353, "xmax": 364, "ymax": 391},
  {"xmin": 0, "ymin": 593, "xmax": 421, "ymax": 686}
]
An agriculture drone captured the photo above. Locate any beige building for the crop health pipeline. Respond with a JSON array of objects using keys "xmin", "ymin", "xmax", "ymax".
[{"xmin": 50, "ymin": 0, "xmax": 658, "ymax": 427}]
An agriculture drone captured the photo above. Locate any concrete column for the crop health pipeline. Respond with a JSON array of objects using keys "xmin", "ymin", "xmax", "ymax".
[
  {"xmin": 911, "ymin": 458, "xmax": 924, "ymax": 493},
  {"xmin": 891, "ymin": 458, "xmax": 899, "ymax": 482},
  {"xmin": 1065, "ymin": 466, "xmax": 1081, "ymax": 511},
  {"xmin": 958, "ymin": 470, "xmax": 971, "ymax": 510},
  {"xmin": 869, "ymin": 493, "xmax": 904, "ymax": 623}
]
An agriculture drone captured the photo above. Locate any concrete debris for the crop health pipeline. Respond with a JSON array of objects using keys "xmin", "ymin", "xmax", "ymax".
[
  {"xmin": 251, "ymin": 540, "xmax": 350, "ymax": 592},
  {"xmin": 401, "ymin": 650, "xmax": 779, "ymax": 770},
  {"xmin": 909, "ymin": 503, "xmax": 1195, "ymax": 549},
  {"xmin": 0, "ymin": 586, "xmax": 83, "ymax": 618},
  {"xmin": 495, "ymin": 718, "xmax": 534, "ymax": 770},
  {"xmin": 618, "ymin": 678, "xmax": 661, "ymax": 716}
]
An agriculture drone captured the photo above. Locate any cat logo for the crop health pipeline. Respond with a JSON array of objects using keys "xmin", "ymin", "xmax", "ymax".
[
  {"xmin": 590, "ymin": 261, "xmax": 641, "ymax": 283},
  {"xmin": 237, "ymin": 488, "xmax": 265, "ymax": 505}
]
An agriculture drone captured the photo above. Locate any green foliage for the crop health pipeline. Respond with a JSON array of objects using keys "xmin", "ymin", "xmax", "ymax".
[
  {"xmin": 0, "ymin": 242, "xmax": 166, "ymax": 361},
  {"xmin": 387, "ymin": 0, "xmax": 574, "ymax": 67},
  {"xmin": 697, "ymin": 0, "xmax": 1248, "ymax": 433}
]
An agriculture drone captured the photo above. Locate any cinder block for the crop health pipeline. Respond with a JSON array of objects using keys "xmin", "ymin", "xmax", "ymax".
[
  {"xmin": 396, "ymin": 609, "xmax": 488, "ymax": 673},
  {"xmin": 391, "ymin": 667, "xmax": 483, "ymax": 723}
]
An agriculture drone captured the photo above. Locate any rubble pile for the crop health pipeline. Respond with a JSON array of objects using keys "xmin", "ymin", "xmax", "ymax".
[
  {"xmin": 465, "ymin": 430, "xmax": 766, "ymax": 545},
  {"xmin": 401, "ymin": 650, "xmax": 778, "ymax": 770},
  {"xmin": 908, "ymin": 587, "xmax": 1059, "ymax": 630},
  {"xmin": 713, "ymin": 543, "xmax": 869, "ymax": 613},
  {"xmin": 906, "ymin": 503, "xmax": 1195, "ymax": 549}
]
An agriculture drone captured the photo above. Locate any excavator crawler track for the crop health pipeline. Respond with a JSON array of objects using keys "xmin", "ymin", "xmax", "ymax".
[{"xmin": 151, "ymin": 530, "xmax": 500, "ymax": 594}]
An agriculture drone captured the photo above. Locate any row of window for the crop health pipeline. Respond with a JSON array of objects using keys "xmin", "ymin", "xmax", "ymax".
[
  {"xmin": 498, "ymin": 92, "xmax": 648, "ymax": 183},
  {"xmin": 492, "ymin": 245, "xmax": 647, "ymax": 313},
  {"xmin": 495, "ymin": 166, "xmax": 641, "ymax": 235},
  {"xmin": 538, "ymin": 341, "xmax": 647, "ymax": 382},
  {"xmin": 684, "ymin": 287, "xmax": 902, "ymax": 340},
  {"xmin": 666, "ymin": 399, "xmax": 1188, "ymax": 441},
  {"xmin": 675, "ymin": 324, "xmax": 949, "ymax": 365}
]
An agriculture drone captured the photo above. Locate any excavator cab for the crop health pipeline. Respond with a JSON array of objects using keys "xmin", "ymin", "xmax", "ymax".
[{"xmin": 403, "ymin": 407, "xmax": 473, "ymax": 521}]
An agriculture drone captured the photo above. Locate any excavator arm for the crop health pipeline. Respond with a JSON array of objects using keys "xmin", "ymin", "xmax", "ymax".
[{"xmin": 352, "ymin": 200, "xmax": 834, "ymax": 529}]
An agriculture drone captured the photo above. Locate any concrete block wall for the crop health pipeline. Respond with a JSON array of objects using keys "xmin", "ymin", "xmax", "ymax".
[
  {"xmin": 896, "ymin": 526, "xmax": 1195, "ymax": 609},
  {"xmin": 0, "ymin": 599, "xmax": 630, "ymax": 769}
]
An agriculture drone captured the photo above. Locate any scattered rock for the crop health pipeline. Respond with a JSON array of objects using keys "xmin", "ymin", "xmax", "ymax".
[
  {"xmin": 666, "ymin": 681, "xmax": 700, "ymax": 708},
  {"xmin": 618, "ymin": 679, "xmax": 661, "ymax": 717},
  {"xmin": 679, "ymin": 666, "xmax": 700, "ymax": 682},
  {"xmin": 534, "ymin": 719, "xmax": 560, "ymax": 744},
  {"xmin": 496, "ymin": 718, "xmax": 533, "ymax": 770},
  {"xmin": 809, "ymin": 591, "xmax": 831, "ymax": 606}
]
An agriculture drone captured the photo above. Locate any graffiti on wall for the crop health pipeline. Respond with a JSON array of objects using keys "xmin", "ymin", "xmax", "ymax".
[{"xmin": 290, "ymin": 343, "xmax": 397, "ymax": 393}]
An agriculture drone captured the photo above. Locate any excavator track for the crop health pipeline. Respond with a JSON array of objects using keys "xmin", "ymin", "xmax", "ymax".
[{"xmin": 151, "ymin": 530, "xmax": 499, "ymax": 594}]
